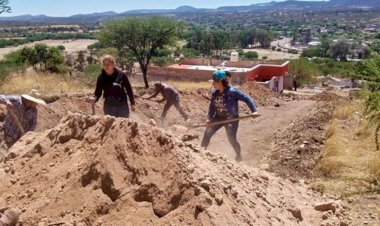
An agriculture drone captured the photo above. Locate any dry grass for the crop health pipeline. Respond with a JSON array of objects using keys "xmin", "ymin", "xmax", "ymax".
[
  {"xmin": 325, "ymin": 120, "xmax": 338, "ymax": 139},
  {"xmin": 315, "ymin": 101, "xmax": 380, "ymax": 196},
  {"xmin": 333, "ymin": 103, "xmax": 356, "ymax": 120},
  {"xmin": 0, "ymin": 72, "xmax": 91, "ymax": 96},
  {"xmin": 1, "ymin": 72, "xmax": 212, "ymax": 99}
]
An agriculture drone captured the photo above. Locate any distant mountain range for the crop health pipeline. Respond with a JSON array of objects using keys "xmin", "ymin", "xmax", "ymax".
[{"xmin": 0, "ymin": 0, "xmax": 379, "ymax": 23}]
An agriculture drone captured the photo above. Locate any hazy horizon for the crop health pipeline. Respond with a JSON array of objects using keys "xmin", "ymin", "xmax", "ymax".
[{"xmin": 3, "ymin": 0, "xmax": 327, "ymax": 17}]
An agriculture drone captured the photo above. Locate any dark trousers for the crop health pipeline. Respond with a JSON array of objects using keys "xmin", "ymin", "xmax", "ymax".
[
  {"xmin": 162, "ymin": 97, "xmax": 188, "ymax": 120},
  {"xmin": 201, "ymin": 120, "xmax": 241, "ymax": 158},
  {"xmin": 103, "ymin": 104, "xmax": 129, "ymax": 118}
]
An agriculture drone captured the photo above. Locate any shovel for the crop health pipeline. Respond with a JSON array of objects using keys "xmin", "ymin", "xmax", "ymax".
[
  {"xmin": 91, "ymin": 103, "xmax": 96, "ymax": 115},
  {"xmin": 190, "ymin": 114, "xmax": 260, "ymax": 129},
  {"xmin": 8, "ymin": 108, "xmax": 25, "ymax": 135}
]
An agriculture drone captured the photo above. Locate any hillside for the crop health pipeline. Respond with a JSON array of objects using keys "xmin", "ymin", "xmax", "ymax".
[{"xmin": 0, "ymin": 0, "xmax": 379, "ymax": 23}]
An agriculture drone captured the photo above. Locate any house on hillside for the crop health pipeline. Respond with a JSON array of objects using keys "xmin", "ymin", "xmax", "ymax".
[
  {"xmin": 246, "ymin": 61, "xmax": 290, "ymax": 92},
  {"xmin": 150, "ymin": 59, "xmax": 290, "ymax": 92}
]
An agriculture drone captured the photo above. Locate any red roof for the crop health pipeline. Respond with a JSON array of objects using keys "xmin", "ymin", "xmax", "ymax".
[{"xmin": 246, "ymin": 61, "xmax": 289, "ymax": 81}]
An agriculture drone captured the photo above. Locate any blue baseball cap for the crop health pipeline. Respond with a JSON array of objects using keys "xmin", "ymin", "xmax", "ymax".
[{"xmin": 211, "ymin": 70, "xmax": 227, "ymax": 82}]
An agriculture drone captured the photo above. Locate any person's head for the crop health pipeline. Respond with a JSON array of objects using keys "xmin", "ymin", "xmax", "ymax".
[
  {"xmin": 211, "ymin": 70, "xmax": 229, "ymax": 92},
  {"xmin": 22, "ymin": 99, "xmax": 38, "ymax": 109},
  {"xmin": 154, "ymin": 83, "xmax": 164, "ymax": 91},
  {"xmin": 21, "ymin": 90, "xmax": 47, "ymax": 109},
  {"xmin": 101, "ymin": 55, "xmax": 116, "ymax": 76}
]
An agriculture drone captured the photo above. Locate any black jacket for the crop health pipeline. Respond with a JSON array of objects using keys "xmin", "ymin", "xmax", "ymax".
[{"xmin": 94, "ymin": 68, "xmax": 135, "ymax": 106}]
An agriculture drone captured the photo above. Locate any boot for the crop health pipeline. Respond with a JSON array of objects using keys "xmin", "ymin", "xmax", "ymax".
[{"xmin": 235, "ymin": 154, "xmax": 242, "ymax": 162}]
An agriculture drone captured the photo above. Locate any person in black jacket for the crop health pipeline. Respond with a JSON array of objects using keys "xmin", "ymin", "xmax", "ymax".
[{"xmin": 93, "ymin": 55, "xmax": 135, "ymax": 118}]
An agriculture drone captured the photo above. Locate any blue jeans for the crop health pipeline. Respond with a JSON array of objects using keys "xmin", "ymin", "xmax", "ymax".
[
  {"xmin": 201, "ymin": 120, "xmax": 241, "ymax": 158},
  {"xmin": 103, "ymin": 103, "xmax": 129, "ymax": 118}
]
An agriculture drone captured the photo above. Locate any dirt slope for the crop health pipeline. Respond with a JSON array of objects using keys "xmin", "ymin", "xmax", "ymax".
[{"xmin": 0, "ymin": 114, "xmax": 348, "ymax": 226}]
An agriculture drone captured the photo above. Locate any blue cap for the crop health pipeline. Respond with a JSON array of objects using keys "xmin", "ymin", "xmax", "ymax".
[{"xmin": 212, "ymin": 70, "xmax": 227, "ymax": 81}]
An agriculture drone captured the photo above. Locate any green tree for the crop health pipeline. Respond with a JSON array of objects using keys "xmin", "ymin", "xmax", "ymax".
[
  {"xmin": 34, "ymin": 43, "xmax": 49, "ymax": 69},
  {"xmin": 320, "ymin": 38, "xmax": 330, "ymax": 57},
  {"xmin": 57, "ymin": 45, "xmax": 66, "ymax": 51},
  {"xmin": 255, "ymin": 29, "xmax": 272, "ymax": 48},
  {"xmin": 370, "ymin": 40, "xmax": 380, "ymax": 54},
  {"xmin": 84, "ymin": 64, "xmax": 102, "ymax": 85},
  {"xmin": 20, "ymin": 47, "xmax": 38, "ymax": 69},
  {"xmin": 362, "ymin": 46, "xmax": 372, "ymax": 59},
  {"xmin": 289, "ymin": 58, "xmax": 319, "ymax": 85},
  {"xmin": 98, "ymin": 16, "xmax": 179, "ymax": 88},
  {"xmin": 244, "ymin": 51, "xmax": 258, "ymax": 60},
  {"xmin": 301, "ymin": 48, "xmax": 321, "ymax": 58},
  {"xmin": 76, "ymin": 50, "xmax": 86, "ymax": 72},
  {"xmin": 45, "ymin": 47, "xmax": 65, "ymax": 72},
  {"xmin": 329, "ymin": 38, "xmax": 350, "ymax": 61},
  {"xmin": 0, "ymin": 0, "xmax": 11, "ymax": 14}
]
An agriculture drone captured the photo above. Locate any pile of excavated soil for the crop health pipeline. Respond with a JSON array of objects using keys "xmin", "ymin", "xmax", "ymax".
[
  {"xmin": 241, "ymin": 82, "xmax": 280, "ymax": 107},
  {"xmin": 0, "ymin": 114, "xmax": 348, "ymax": 226},
  {"xmin": 310, "ymin": 91, "xmax": 346, "ymax": 102},
  {"xmin": 270, "ymin": 102, "xmax": 338, "ymax": 180}
]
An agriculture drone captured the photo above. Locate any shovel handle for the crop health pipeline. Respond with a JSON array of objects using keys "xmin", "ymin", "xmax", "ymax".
[
  {"xmin": 191, "ymin": 114, "xmax": 260, "ymax": 129},
  {"xmin": 91, "ymin": 103, "xmax": 96, "ymax": 115},
  {"xmin": 8, "ymin": 109, "xmax": 25, "ymax": 135}
]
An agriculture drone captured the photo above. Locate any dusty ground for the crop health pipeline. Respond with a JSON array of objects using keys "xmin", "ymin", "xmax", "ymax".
[
  {"xmin": 0, "ymin": 39, "xmax": 96, "ymax": 59},
  {"xmin": 0, "ymin": 114, "xmax": 348, "ymax": 226},
  {"xmin": 0, "ymin": 83, "xmax": 359, "ymax": 225}
]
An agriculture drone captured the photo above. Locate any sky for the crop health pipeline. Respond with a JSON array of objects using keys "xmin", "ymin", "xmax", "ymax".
[{"xmin": 5, "ymin": 0, "xmax": 325, "ymax": 17}]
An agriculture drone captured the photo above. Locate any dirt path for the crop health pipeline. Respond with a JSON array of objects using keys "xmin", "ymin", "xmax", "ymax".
[{"xmin": 195, "ymin": 99, "xmax": 316, "ymax": 167}]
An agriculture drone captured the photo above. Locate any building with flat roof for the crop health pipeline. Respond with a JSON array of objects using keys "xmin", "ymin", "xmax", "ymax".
[{"xmin": 149, "ymin": 59, "xmax": 290, "ymax": 92}]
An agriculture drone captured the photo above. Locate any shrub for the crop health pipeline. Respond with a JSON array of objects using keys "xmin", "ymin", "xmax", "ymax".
[{"xmin": 244, "ymin": 51, "xmax": 258, "ymax": 60}]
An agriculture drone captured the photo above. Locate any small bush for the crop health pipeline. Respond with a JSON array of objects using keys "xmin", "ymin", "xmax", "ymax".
[
  {"xmin": 84, "ymin": 64, "xmax": 102, "ymax": 84},
  {"xmin": 244, "ymin": 51, "xmax": 258, "ymax": 60}
]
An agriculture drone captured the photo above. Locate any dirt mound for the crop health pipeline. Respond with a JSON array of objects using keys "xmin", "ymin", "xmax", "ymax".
[
  {"xmin": 0, "ymin": 114, "xmax": 348, "ymax": 225},
  {"xmin": 270, "ymin": 102, "xmax": 337, "ymax": 180},
  {"xmin": 241, "ymin": 82, "xmax": 280, "ymax": 106},
  {"xmin": 310, "ymin": 91, "xmax": 346, "ymax": 102}
]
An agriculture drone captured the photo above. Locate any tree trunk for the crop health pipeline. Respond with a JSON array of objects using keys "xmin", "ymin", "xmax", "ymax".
[{"xmin": 141, "ymin": 67, "xmax": 149, "ymax": 88}]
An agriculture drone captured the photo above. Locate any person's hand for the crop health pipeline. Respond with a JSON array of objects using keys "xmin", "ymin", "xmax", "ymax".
[
  {"xmin": 206, "ymin": 119, "xmax": 213, "ymax": 127},
  {"xmin": 131, "ymin": 105, "xmax": 136, "ymax": 112},
  {"xmin": 5, "ymin": 101, "xmax": 13, "ymax": 111},
  {"xmin": 89, "ymin": 97, "xmax": 96, "ymax": 105}
]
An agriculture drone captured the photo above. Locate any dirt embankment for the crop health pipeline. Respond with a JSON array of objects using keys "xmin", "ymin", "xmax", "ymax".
[
  {"xmin": 0, "ymin": 114, "xmax": 348, "ymax": 226},
  {"xmin": 270, "ymin": 91, "xmax": 347, "ymax": 180},
  {"xmin": 241, "ymin": 82, "xmax": 280, "ymax": 107}
]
